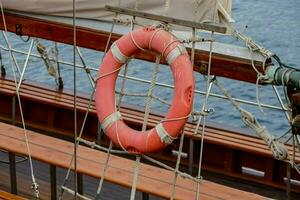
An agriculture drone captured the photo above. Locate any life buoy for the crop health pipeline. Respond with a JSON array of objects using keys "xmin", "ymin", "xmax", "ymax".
[{"xmin": 95, "ymin": 27, "xmax": 195, "ymax": 153}]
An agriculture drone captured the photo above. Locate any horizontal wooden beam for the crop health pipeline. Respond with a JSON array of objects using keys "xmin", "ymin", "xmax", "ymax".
[
  {"xmin": 104, "ymin": 5, "xmax": 227, "ymax": 33},
  {"xmin": 0, "ymin": 122, "xmax": 265, "ymax": 200},
  {"xmin": 0, "ymin": 77, "xmax": 299, "ymax": 193},
  {"xmin": 0, "ymin": 11, "xmax": 265, "ymax": 83}
]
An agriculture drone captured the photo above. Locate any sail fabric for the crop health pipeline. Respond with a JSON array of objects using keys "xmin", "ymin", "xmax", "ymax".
[{"xmin": 2, "ymin": 0, "xmax": 233, "ymax": 29}]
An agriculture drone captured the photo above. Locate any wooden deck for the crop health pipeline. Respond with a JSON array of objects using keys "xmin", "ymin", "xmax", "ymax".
[
  {"xmin": 0, "ymin": 151, "xmax": 158, "ymax": 200},
  {"xmin": 0, "ymin": 190, "xmax": 26, "ymax": 200},
  {"xmin": 0, "ymin": 122, "xmax": 266, "ymax": 199},
  {"xmin": 0, "ymin": 77, "xmax": 300, "ymax": 193}
]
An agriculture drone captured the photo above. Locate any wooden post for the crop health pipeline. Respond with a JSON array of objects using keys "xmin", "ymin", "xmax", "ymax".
[
  {"xmin": 50, "ymin": 165, "xmax": 57, "ymax": 200},
  {"xmin": 188, "ymin": 138, "xmax": 194, "ymax": 174},
  {"xmin": 9, "ymin": 152, "xmax": 17, "ymax": 194},
  {"xmin": 77, "ymin": 173, "xmax": 84, "ymax": 195}
]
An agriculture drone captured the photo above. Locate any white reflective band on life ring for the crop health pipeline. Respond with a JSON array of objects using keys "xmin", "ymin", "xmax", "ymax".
[
  {"xmin": 111, "ymin": 43, "xmax": 129, "ymax": 64},
  {"xmin": 166, "ymin": 43, "xmax": 187, "ymax": 65},
  {"xmin": 101, "ymin": 111, "xmax": 122, "ymax": 131},
  {"xmin": 156, "ymin": 123, "xmax": 176, "ymax": 144}
]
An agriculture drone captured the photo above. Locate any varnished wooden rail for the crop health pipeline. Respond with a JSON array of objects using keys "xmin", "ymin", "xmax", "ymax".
[
  {"xmin": 0, "ymin": 189, "xmax": 26, "ymax": 200},
  {"xmin": 0, "ymin": 77, "xmax": 300, "ymax": 193},
  {"xmin": 0, "ymin": 122, "xmax": 264, "ymax": 200},
  {"xmin": 0, "ymin": 11, "xmax": 266, "ymax": 83}
]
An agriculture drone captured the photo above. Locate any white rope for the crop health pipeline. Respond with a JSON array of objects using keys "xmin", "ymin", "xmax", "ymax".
[
  {"xmin": 196, "ymin": 31, "xmax": 215, "ymax": 200},
  {"xmin": 142, "ymin": 55, "xmax": 160, "ymax": 130},
  {"xmin": 129, "ymin": 47, "xmax": 161, "ymax": 200},
  {"xmin": 96, "ymin": 67, "xmax": 121, "ymax": 81},
  {"xmin": 94, "ymin": 141, "xmax": 113, "ymax": 200},
  {"xmin": 236, "ymin": 29, "xmax": 272, "ymax": 114},
  {"xmin": 213, "ymin": 78, "xmax": 289, "ymax": 161},
  {"xmin": 94, "ymin": 18, "xmax": 121, "ymax": 198},
  {"xmin": 76, "ymin": 47, "xmax": 95, "ymax": 87},
  {"xmin": 130, "ymin": 19, "xmax": 147, "ymax": 52},
  {"xmin": 148, "ymin": 29, "xmax": 163, "ymax": 51},
  {"xmin": 16, "ymin": 39, "xmax": 34, "ymax": 92},
  {"xmin": 142, "ymin": 154, "xmax": 200, "ymax": 182},
  {"xmin": 0, "ymin": 1, "xmax": 40, "ymax": 198},
  {"xmin": 36, "ymin": 40, "xmax": 58, "ymax": 79},
  {"xmin": 170, "ymin": 127, "xmax": 185, "ymax": 200},
  {"xmin": 59, "ymin": 13, "xmax": 118, "ymax": 199},
  {"xmin": 61, "ymin": 186, "xmax": 92, "ymax": 200},
  {"xmin": 161, "ymin": 39, "xmax": 180, "ymax": 59}
]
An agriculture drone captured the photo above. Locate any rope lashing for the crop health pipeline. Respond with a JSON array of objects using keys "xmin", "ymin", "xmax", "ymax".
[
  {"xmin": 36, "ymin": 42, "xmax": 58, "ymax": 78},
  {"xmin": 31, "ymin": 179, "xmax": 40, "ymax": 199},
  {"xmin": 214, "ymin": 78, "xmax": 288, "ymax": 161},
  {"xmin": 240, "ymin": 109, "xmax": 288, "ymax": 160}
]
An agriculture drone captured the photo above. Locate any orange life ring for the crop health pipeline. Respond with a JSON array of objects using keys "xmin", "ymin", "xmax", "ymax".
[{"xmin": 95, "ymin": 27, "xmax": 195, "ymax": 153}]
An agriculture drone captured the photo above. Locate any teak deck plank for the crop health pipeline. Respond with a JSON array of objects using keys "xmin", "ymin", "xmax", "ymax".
[
  {"xmin": 0, "ymin": 122, "xmax": 263, "ymax": 200},
  {"xmin": 0, "ymin": 190, "xmax": 27, "ymax": 200}
]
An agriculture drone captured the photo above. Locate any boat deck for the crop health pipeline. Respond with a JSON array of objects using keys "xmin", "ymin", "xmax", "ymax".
[
  {"xmin": 0, "ymin": 151, "xmax": 158, "ymax": 200},
  {"xmin": 0, "ymin": 77, "xmax": 300, "ymax": 194},
  {"xmin": 0, "ymin": 122, "xmax": 265, "ymax": 199}
]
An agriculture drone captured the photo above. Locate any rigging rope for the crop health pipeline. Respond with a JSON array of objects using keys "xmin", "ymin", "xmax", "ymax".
[
  {"xmin": 35, "ymin": 40, "xmax": 64, "ymax": 89},
  {"xmin": 36, "ymin": 42, "xmax": 56, "ymax": 76},
  {"xmin": 72, "ymin": 0, "xmax": 78, "ymax": 198},
  {"xmin": 170, "ymin": 128, "xmax": 186, "ymax": 200},
  {"xmin": 0, "ymin": 1, "xmax": 40, "ymax": 198},
  {"xmin": 213, "ymin": 78, "xmax": 288, "ymax": 161},
  {"xmin": 196, "ymin": 31, "xmax": 215, "ymax": 200},
  {"xmin": 94, "ymin": 16, "xmax": 119, "ymax": 199}
]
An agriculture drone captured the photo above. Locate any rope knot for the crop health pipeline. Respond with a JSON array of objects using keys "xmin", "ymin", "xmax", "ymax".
[{"xmin": 31, "ymin": 181, "xmax": 40, "ymax": 199}]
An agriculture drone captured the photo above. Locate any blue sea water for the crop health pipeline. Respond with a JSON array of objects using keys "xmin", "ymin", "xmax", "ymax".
[{"xmin": 0, "ymin": 0, "xmax": 299, "ymax": 137}]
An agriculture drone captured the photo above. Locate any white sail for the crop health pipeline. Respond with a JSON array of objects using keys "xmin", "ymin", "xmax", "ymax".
[{"xmin": 2, "ymin": 0, "xmax": 233, "ymax": 28}]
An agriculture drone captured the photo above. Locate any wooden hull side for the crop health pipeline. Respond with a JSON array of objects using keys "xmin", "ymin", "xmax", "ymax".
[
  {"xmin": 0, "ymin": 77, "xmax": 299, "ymax": 193},
  {"xmin": 0, "ymin": 11, "xmax": 266, "ymax": 83}
]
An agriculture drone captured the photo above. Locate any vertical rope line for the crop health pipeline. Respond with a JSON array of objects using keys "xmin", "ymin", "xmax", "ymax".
[
  {"xmin": 72, "ymin": 0, "xmax": 78, "ymax": 199},
  {"xmin": 170, "ymin": 28, "xmax": 196, "ymax": 198},
  {"xmin": 94, "ymin": 14, "xmax": 119, "ymax": 199},
  {"xmin": 117, "ymin": 63, "xmax": 129, "ymax": 107},
  {"xmin": 101, "ymin": 16, "xmax": 116, "ymax": 64},
  {"xmin": 196, "ymin": 31, "xmax": 215, "ymax": 199},
  {"xmin": 58, "ymin": 89, "xmax": 96, "ymax": 200},
  {"xmin": 130, "ymin": 45, "xmax": 161, "ymax": 200},
  {"xmin": 130, "ymin": 155, "xmax": 141, "ymax": 200},
  {"xmin": 0, "ymin": 1, "xmax": 40, "ymax": 198},
  {"xmin": 127, "ymin": 11, "xmax": 141, "ymax": 200},
  {"xmin": 94, "ymin": 141, "xmax": 113, "ymax": 200},
  {"xmin": 142, "ymin": 55, "xmax": 160, "ymax": 131},
  {"xmin": 170, "ymin": 128, "xmax": 185, "ymax": 199}
]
